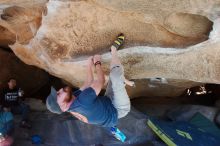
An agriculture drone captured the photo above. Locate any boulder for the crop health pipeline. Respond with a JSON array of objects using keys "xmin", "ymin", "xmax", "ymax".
[
  {"xmin": 0, "ymin": 0, "xmax": 47, "ymax": 46},
  {"xmin": 126, "ymin": 78, "xmax": 203, "ymax": 98},
  {"xmin": 13, "ymin": 107, "xmax": 154, "ymax": 146},
  {"xmin": 0, "ymin": 0, "xmax": 219, "ymax": 88}
]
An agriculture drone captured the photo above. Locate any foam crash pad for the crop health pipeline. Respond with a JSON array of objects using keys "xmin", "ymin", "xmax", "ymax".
[
  {"xmin": 189, "ymin": 112, "xmax": 220, "ymax": 138},
  {"xmin": 147, "ymin": 118, "xmax": 220, "ymax": 146}
]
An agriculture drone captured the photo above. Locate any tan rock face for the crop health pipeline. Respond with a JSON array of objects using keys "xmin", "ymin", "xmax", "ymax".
[
  {"xmin": 126, "ymin": 78, "xmax": 203, "ymax": 98},
  {"xmin": 0, "ymin": 0, "xmax": 47, "ymax": 44},
  {"xmin": 0, "ymin": 0, "xmax": 220, "ymax": 92},
  {"xmin": 0, "ymin": 25, "xmax": 15, "ymax": 48}
]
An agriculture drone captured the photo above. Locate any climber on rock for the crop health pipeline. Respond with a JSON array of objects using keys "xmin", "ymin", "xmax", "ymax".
[{"xmin": 46, "ymin": 34, "xmax": 132, "ymax": 127}]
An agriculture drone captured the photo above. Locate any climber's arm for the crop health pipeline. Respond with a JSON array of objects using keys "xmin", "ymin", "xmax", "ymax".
[
  {"xmin": 90, "ymin": 55, "xmax": 105, "ymax": 95},
  {"xmin": 80, "ymin": 57, "xmax": 94, "ymax": 91}
]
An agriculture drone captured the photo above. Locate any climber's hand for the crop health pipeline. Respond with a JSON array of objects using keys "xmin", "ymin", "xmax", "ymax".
[{"xmin": 93, "ymin": 55, "xmax": 101, "ymax": 65}]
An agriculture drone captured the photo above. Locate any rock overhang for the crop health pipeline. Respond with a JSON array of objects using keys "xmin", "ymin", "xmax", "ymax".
[{"xmin": 0, "ymin": 0, "xmax": 219, "ymax": 87}]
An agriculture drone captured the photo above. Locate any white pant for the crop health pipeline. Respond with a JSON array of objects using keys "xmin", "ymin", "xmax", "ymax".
[{"xmin": 105, "ymin": 65, "xmax": 131, "ymax": 119}]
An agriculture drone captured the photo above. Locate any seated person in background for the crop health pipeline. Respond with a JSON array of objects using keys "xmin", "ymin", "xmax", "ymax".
[
  {"xmin": 0, "ymin": 111, "xmax": 13, "ymax": 146},
  {"xmin": 0, "ymin": 78, "xmax": 31, "ymax": 129}
]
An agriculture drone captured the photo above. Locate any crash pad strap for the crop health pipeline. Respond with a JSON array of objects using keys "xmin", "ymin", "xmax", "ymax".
[{"xmin": 147, "ymin": 119, "xmax": 177, "ymax": 146}]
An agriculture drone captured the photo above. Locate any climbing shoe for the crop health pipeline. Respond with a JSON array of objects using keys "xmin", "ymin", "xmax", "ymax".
[{"xmin": 112, "ymin": 33, "xmax": 125, "ymax": 50}]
